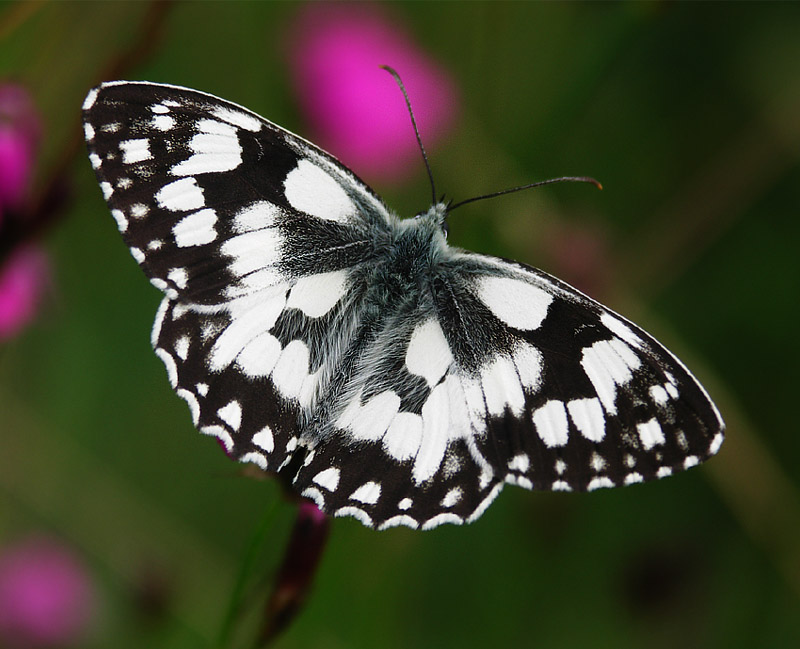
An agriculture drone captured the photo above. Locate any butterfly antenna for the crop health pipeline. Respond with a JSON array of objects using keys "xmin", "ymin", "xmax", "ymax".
[
  {"xmin": 449, "ymin": 176, "xmax": 602, "ymax": 211},
  {"xmin": 380, "ymin": 65, "xmax": 437, "ymax": 206}
]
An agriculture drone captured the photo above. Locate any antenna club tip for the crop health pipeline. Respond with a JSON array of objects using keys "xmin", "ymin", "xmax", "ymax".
[{"xmin": 580, "ymin": 176, "xmax": 603, "ymax": 191}]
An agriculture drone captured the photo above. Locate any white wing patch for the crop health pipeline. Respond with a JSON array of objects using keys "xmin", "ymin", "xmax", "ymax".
[
  {"xmin": 414, "ymin": 382, "xmax": 452, "ymax": 484},
  {"xmin": 173, "ymin": 335, "xmax": 190, "ymax": 360},
  {"xmin": 232, "ymin": 201, "xmax": 280, "ymax": 233},
  {"xmin": 271, "ymin": 340, "xmax": 319, "ymax": 407},
  {"xmin": 109, "ymin": 208, "xmax": 127, "ymax": 232},
  {"xmin": 167, "ymin": 267, "xmax": 188, "ymax": 290},
  {"xmin": 283, "ymin": 159, "xmax": 357, "ymax": 222},
  {"xmin": 649, "ymin": 384, "xmax": 670, "ymax": 405},
  {"xmin": 350, "ymin": 481, "xmax": 382, "ymax": 505},
  {"xmin": 533, "ymin": 400, "xmax": 569, "ymax": 447},
  {"xmin": 252, "ymin": 426, "xmax": 274, "ymax": 453},
  {"xmin": 637, "ymin": 418, "xmax": 665, "ymax": 450},
  {"xmin": 235, "ymin": 331, "xmax": 282, "ymax": 378},
  {"xmin": 211, "ymin": 105, "xmax": 262, "ymax": 133},
  {"xmin": 220, "ymin": 228, "xmax": 282, "ymax": 277},
  {"xmin": 156, "ymin": 177, "xmax": 205, "ymax": 212},
  {"xmin": 383, "ymin": 412, "xmax": 424, "ymax": 461},
  {"xmin": 512, "ymin": 342, "xmax": 544, "ymax": 391},
  {"xmin": 580, "ymin": 339, "xmax": 641, "ymax": 414},
  {"xmin": 600, "ymin": 312, "xmax": 643, "ymax": 348},
  {"xmin": 441, "ymin": 487, "xmax": 462, "ymax": 508},
  {"xmin": 286, "ymin": 270, "xmax": 348, "ymax": 318},
  {"xmin": 152, "ymin": 113, "xmax": 175, "ymax": 131},
  {"xmin": 481, "ymin": 355, "xmax": 525, "ymax": 416},
  {"xmin": 405, "ymin": 319, "xmax": 453, "ymax": 387},
  {"xmin": 313, "ymin": 467, "xmax": 340, "ymax": 491},
  {"xmin": 130, "ymin": 203, "xmax": 148, "ymax": 219},
  {"xmin": 119, "ymin": 138, "xmax": 151, "ymax": 164},
  {"xmin": 217, "ymin": 400, "xmax": 242, "ymax": 432},
  {"xmin": 171, "ymin": 119, "xmax": 242, "ymax": 176},
  {"xmin": 475, "ymin": 275, "xmax": 553, "ymax": 330},
  {"xmin": 337, "ymin": 390, "xmax": 401, "ymax": 442},
  {"xmin": 208, "ymin": 290, "xmax": 287, "ymax": 371},
  {"xmin": 567, "ymin": 397, "xmax": 606, "ymax": 442}
]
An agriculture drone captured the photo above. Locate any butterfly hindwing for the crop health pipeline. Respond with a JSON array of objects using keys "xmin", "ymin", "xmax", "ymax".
[
  {"xmin": 291, "ymin": 253, "xmax": 723, "ymax": 530},
  {"xmin": 469, "ymin": 256, "xmax": 724, "ymax": 486},
  {"xmin": 84, "ymin": 81, "xmax": 724, "ymax": 530}
]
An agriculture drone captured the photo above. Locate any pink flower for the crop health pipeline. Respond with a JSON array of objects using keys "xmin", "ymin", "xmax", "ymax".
[
  {"xmin": 0, "ymin": 130, "xmax": 34, "ymax": 225},
  {"xmin": 297, "ymin": 500, "xmax": 327, "ymax": 526},
  {"xmin": 287, "ymin": 4, "xmax": 458, "ymax": 183},
  {"xmin": 0, "ymin": 245, "xmax": 49, "ymax": 340},
  {"xmin": 0, "ymin": 537, "xmax": 95, "ymax": 648},
  {"xmin": 0, "ymin": 83, "xmax": 49, "ymax": 340},
  {"xmin": 0, "ymin": 83, "xmax": 40, "ymax": 222}
]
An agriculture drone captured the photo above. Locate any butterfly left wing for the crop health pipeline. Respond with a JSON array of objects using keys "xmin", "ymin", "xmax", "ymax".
[
  {"xmin": 292, "ymin": 251, "xmax": 724, "ymax": 530},
  {"xmin": 83, "ymin": 81, "xmax": 393, "ymax": 305},
  {"xmin": 83, "ymin": 81, "xmax": 395, "ymax": 473}
]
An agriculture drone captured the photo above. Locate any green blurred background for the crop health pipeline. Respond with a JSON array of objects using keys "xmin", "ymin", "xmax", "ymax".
[{"xmin": 2, "ymin": 2, "xmax": 800, "ymax": 648}]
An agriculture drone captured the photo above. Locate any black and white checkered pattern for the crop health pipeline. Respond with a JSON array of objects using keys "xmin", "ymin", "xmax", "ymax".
[{"xmin": 83, "ymin": 82, "xmax": 724, "ymax": 530}]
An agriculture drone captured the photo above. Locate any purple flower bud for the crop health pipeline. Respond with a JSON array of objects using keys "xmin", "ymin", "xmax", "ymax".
[
  {"xmin": 0, "ymin": 536, "xmax": 94, "ymax": 648},
  {"xmin": 0, "ymin": 84, "xmax": 48, "ymax": 340},
  {"xmin": 0, "ymin": 84, "xmax": 41, "ymax": 221},
  {"xmin": 298, "ymin": 500, "xmax": 327, "ymax": 526},
  {"xmin": 287, "ymin": 4, "xmax": 458, "ymax": 183},
  {"xmin": 0, "ymin": 245, "xmax": 49, "ymax": 340}
]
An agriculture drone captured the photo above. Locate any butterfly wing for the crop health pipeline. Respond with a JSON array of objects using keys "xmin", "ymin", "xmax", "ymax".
[
  {"xmin": 83, "ymin": 82, "xmax": 393, "ymax": 304},
  {"xmin": 292, "ymin": 252, "xmax": 724, "ymax": 530},
  {"xmin": 83, "ymin": 81, "xmax": 394, "ymax": 472}
]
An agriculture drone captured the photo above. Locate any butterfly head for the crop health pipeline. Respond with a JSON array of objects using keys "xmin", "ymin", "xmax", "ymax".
[{"xmin": 413, "ymin": 201, "xmax": 449, "ymax": 237}]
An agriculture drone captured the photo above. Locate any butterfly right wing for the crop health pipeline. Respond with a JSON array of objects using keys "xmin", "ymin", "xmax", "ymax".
[{"xmin": 291, "ymin": 250, "xmax": 724, "ymax": 530}]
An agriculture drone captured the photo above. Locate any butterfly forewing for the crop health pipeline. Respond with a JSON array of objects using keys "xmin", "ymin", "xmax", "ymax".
[
  {"xmin": 83, "ymin": 82, "xmax": 393, "ymax": 301},
  {"xmin": 84, "ymin": 81, "xmax": 393, "ymax": 474},
  {"xmin": 84, "ymin": 81, "xmax": 724, "ymax": 531}
]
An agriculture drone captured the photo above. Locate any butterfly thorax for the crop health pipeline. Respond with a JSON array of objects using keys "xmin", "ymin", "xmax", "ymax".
[{"xmin": 381, "ymin": 203, "xmax": 450, "ymax": 289}]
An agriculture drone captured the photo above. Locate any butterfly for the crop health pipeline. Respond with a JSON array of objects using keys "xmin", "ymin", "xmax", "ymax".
[{"xmin": 82, "ymin": 80, "xmax": 724, "ymax": 530}]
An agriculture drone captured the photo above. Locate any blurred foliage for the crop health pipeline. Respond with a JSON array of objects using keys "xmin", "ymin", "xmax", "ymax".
[{"xmin": 1, "ymin": 2, "xmax": 799, "ymax": 648}]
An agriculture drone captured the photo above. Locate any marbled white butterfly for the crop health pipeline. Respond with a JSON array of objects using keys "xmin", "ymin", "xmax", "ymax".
[{"xmin": 82, "ymin": 80, "xmax": 724, "ymax": 530}]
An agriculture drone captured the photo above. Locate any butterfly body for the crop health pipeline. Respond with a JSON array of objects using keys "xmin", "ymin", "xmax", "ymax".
[{"xmin": 83, "ymin": 81, "xmax": 723, "ymax": 530}]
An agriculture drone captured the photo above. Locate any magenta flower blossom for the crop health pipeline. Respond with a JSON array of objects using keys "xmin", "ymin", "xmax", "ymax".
[
  {"xmin": 287, "ymin": 4, "xmax": 458, "ymax": 183},
  {"xmin": 0, "ymin": 245, "xmax": 49, "ymax": 339},
  {"xmin": 0, "ymin": 83, "xmax": 40, "ymax": 222},
  {"xmin": 0, "ymin": 537, "xmax": 95, "ymax": 648},
  {"xmin": 0, "ymin": 82, "xmax": 49, "ymax": 340}
]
